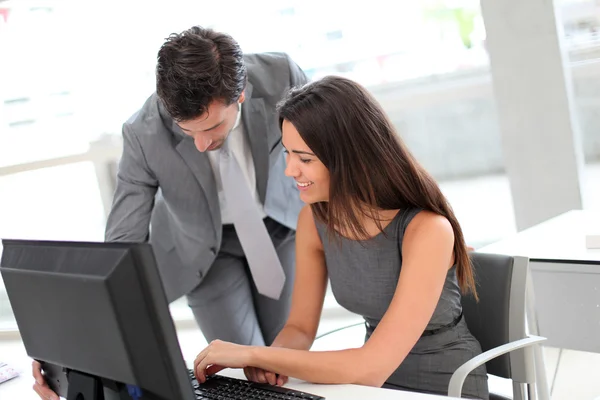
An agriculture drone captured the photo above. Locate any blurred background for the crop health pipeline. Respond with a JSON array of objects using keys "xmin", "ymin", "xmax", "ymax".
[{"xmin": 0, "ymin": 0, "xmax": 599, "ymax": 398}]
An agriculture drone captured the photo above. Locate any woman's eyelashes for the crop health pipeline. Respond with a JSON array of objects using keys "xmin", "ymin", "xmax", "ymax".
[{"xmin": 284, "ymin": 149, "xmax": 312, "ymax": 164}]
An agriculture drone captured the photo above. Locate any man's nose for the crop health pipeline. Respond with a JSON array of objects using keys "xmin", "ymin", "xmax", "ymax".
[{"xmin": 195, "ymin": 136, "xmax": 212, "ymax": 152}]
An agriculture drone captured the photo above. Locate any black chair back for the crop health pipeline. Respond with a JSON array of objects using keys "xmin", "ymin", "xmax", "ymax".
[{"xmin": 462, "ymin": 252, "xmax": 517, "ymax": 379}]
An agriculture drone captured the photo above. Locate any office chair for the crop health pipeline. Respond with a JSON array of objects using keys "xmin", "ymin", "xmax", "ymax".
[{"xmin": 448, "ymin": 252, "xmax": 549, "ymax": 400}]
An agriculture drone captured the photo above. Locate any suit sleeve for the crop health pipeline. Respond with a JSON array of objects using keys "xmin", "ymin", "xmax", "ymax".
[
  {"xmin": 104, "ymin": 124, "xmax": 158, "ymax": 242},
  {"xmin": 286, "ymin": 53, "xmax": 310, "ymax": 88}
]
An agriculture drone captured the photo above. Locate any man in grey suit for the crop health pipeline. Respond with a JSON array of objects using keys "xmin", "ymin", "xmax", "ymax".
[{"xmin": 33, "ymin": 24, "xmax": 306, "ymax": 400}]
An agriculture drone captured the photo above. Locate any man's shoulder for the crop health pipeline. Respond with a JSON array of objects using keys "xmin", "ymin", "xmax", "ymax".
[
  {"xmin": 123, "ymin": 93, "xmax": 167, "ymax": 139},
  {"xmin": 244, "ymin": 52, "xmax": 297, "ymax": 99},
  {"xmin": 243, "ymin": 52, "xmax": 292, "ymax": 71}
]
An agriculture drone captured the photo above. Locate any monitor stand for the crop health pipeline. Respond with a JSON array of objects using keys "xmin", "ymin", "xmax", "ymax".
[{"xmin": 67, "ymin": 370, "xmax": 133, "ymax": 400}]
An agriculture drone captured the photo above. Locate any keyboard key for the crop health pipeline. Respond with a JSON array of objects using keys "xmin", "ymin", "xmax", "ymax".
[{"xmin": 187, "ymin": 370, "xmax": 325, "ymax": 400}]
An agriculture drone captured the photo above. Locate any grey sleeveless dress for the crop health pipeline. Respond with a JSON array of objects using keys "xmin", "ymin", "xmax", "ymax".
[{"xmin": 315, "ymin": 208, "xmax": 489, "ymax": 399}]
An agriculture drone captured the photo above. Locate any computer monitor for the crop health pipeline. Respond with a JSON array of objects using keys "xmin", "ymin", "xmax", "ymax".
[{"xmin": 0, "ymin": 239, "xmax": 196, "ymax": 400}]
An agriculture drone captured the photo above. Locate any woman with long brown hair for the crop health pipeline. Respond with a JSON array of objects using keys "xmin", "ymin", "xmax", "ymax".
[{"xmin": 193, "ymin": 76, "xmax": 489, "ymax": 399}]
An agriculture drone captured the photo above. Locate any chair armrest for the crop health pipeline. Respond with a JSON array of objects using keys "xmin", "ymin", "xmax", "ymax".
[
  {"xmin": 448, "ymin": 335, "xmax": 546, "ymax": 398},
  {"xmin": 314, "ymin": 322, "xmax": 364, "ymax": 340}
]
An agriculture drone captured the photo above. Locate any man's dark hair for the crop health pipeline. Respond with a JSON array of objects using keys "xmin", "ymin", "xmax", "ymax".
[{"xmin": 156, "ymin": 26, "xmax": 247, "ymax": 121}]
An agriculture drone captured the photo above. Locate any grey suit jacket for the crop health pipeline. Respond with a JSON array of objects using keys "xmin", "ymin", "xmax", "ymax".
[{"xmin": 105, "ymin": 52, "xmax": 307, "ymax": 302}]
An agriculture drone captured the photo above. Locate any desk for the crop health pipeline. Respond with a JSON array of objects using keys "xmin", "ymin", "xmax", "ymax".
[
  {"xmin": 220, "ymin": 369, "xmax": 458, "ymax": 400},
  {"xmin": 479, "ymin": 209, "xmax": 600, "ymax": 353},
  {"xmin": 0, "ymin": 341, "xmax": 460, "ymax": 400}
]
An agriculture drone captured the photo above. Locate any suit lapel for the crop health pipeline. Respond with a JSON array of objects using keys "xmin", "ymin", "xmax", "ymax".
[
  {"xmin": 158, "ymin": 99, "xmax": 221, "ymax": 233},
  {"xmin": 242, "ymin": 82, "xmax": 269, "ymax": 204},
  {"xmin": 175, "ymin": 139, "xmax": 221, "ymax": 233}
]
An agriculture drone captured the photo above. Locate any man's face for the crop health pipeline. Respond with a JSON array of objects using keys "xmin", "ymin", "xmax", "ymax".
[{"xmin": 177, "ymin": 92, "xmax": 245, "ymax": 152}]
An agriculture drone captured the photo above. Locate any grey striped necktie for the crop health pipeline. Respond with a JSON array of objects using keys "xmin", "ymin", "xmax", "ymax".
[{"xmin": 218, "ymin": 140, "xmax": 285, "ymax": 300}]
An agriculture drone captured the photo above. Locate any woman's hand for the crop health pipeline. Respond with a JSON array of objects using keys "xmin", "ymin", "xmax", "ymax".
[
  {"xmin": 244, "ymin": 367, "xmax": 288, "ymax": 386},
  {"xmin": 193, "ymin": 340, "xmax": 254, "ymax": 383}
]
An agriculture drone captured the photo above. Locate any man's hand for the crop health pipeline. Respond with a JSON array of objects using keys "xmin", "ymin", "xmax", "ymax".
[
  {"xmin": 32, "ymin": 361, "xmax": 59, "ymax": 400},
  {"xmin": 244, "ymin": 367, "xmax": 288, "ymax": 386}
]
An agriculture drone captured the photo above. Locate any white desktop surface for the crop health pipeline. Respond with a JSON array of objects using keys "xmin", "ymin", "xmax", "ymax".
[
  {"xmin": 480, "ymin": 209, "xmax": 600, "ymax": 262},
  {"xmin": 1, "ymin": 339, "xmax": 39, "ymax": 400},
  {"xmin": 219, "ymin": 368, "xmax": 458, "ymax": 400},
  {"xmin": 0, "ymin": 340, "xmax": 460, "ymax": 400},
  {"xmin": 479, "ymin": 209, "xmax": 600, "ymax": 353}
]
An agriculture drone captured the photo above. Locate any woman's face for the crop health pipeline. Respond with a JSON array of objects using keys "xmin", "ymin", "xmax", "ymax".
[{"xmin": 282, "ymin": 119, "xmax": 330, "ymax": 203}]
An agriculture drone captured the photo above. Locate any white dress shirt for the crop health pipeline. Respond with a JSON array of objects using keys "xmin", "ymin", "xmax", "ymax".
[{"xmin": 207, "ymin": 104, "xmax": 266, "ymax": 224}]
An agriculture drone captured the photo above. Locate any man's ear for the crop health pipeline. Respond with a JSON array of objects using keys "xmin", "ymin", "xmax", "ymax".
[{"xmin": 239, "ymin": 91, "xmax": 246, "ymax": 104}]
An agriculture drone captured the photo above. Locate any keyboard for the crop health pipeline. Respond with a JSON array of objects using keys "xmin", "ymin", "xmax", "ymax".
[{"xmin": 188, "ymin": 369, "xmax": 325, "ymax": 399}]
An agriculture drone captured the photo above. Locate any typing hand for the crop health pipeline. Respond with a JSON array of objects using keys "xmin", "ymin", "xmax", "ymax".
[
  {"xmin": 244, "ymin": 367, "xmax": 288, "ymax": 386},
  {"xmin": 194, "ymin": 340, "xmax": 253, "ymax": 384},
  {"xmin": 32, "ymin": 361, "xmax": 59, "ymax": 400}
]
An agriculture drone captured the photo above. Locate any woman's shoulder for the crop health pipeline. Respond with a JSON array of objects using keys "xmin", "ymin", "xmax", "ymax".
[
  {"xmin": 403, "ymin": 210, "xmax": 454, "ymax": 243},
  {"xmin": 298, "ymin": 204, "xmax": 316, "ymax": 228},
  {"xmin": 297, "ymin": 205, "xmax": 325, "ymax": 250}
]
